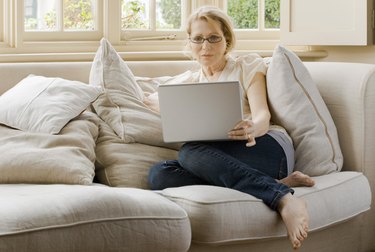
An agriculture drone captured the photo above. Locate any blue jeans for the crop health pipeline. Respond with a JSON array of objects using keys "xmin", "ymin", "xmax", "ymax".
[{"xmin": 148, "ymin": 134, "xmax": 293, "ymax": 210}]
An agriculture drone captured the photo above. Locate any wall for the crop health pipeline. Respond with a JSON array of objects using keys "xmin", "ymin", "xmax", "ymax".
[{"xmin": 311, "ymin": 46, "xmax": 375, "ymax": 64}]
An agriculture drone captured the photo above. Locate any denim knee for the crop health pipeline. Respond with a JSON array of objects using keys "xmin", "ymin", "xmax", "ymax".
[
  {"xmin": 148, "ymin": 161, "xmax": 165, "ymax": 190},
  {"xmin": 178, "ymin": 142, "xmax": 202, "ymax": 165}
]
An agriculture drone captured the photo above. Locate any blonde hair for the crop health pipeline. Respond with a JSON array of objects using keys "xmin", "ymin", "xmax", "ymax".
[{"xmin": 186, "ymin": 6, "xmax": 236, "ymax": 54}]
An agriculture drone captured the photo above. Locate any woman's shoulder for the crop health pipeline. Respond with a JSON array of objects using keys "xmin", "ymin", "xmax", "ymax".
[
  {"xmin": 230, "ymin": 53, "xmax": 264, "ymax": 65},
  {"xmin": 228, "ymin": 53, "xmax": 267, "ymax": 77}
]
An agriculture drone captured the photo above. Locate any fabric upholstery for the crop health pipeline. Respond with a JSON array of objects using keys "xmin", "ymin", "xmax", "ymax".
[
  {"xmin": 0, "ymin": 184, "xmax": 191, "ymax": 252},
  {"xmin": 160, "ymin": 172, "xmax": 370, "ymax": 245},
  {"xmin": 95, "ymin": 118, "xmax": 178, "ymax": 188}
]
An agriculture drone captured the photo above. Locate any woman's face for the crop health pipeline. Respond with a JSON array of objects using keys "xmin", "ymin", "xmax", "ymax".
[{"xmin": 189, "ymin": 19, "xmax": 227, "ymax": 68}]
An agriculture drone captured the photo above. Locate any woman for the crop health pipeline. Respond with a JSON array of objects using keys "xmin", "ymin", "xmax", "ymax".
[{"xmin": 145, "ymin": 6, "xmax": 314, "ymax": 250}]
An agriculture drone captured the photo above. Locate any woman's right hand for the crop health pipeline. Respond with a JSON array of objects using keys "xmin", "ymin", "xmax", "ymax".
[{"xmin": 227, "ymin": 119, "xmax": 256, "ymax": 147}]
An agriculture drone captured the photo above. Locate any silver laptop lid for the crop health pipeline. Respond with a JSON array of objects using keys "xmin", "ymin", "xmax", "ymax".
[{"xmin": 158, "ymin": 81, "xmax": 243, "ymax": 143}]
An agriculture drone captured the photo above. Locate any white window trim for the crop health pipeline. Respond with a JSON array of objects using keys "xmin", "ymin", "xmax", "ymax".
[
  {"xmin": 0, "ymin": 0, "xmax": 3, "ymax": 42},
  {"xmin": 0, "ymin": 0, "xmax": 13, "ymax": 48}
]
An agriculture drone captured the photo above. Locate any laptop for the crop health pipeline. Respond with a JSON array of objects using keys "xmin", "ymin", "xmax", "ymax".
[{"xmin": 158, "ymin": 81, "xmax": 243, "ymax": 143}]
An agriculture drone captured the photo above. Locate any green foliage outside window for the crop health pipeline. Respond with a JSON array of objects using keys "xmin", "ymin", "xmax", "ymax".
[
  {"xmin": 227, "ymin": 0, "xmax": 258, "ymax": 29},
  {"xmin": 24, "ymin": 0, "xmax": 94, "ymax": 31},
  {"xmin": 24, "ymin": 0, "xmax": 280, "ymax": 31},
  {"xmin": 122, "ymin": 0, "xmax": 148, "ymax": 29},
  {"xmin": 158, "ymin": 0, "xmax": 181, "ymax": 29},
  {"xmin": 63, "ymin": 0, "xmax": 94, "ymax": 30},
  {"xmin": 227, "ymin": 0, "xmax": 280, "ymax": 29},
  {"xmin": 265, "ymin": 0, "xmax": 280, "ymax": 29},
  {"xmin": 156, "ymin": 0, "xmax": 280, "ymax": 30}
]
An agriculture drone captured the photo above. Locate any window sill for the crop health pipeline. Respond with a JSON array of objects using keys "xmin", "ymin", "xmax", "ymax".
[{"xmin": 0, "ymin": 49, "xmax": 328, "ymax": 63}]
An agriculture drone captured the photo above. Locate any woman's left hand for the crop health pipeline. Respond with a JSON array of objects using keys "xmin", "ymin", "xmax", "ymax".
[{"xmin": 228, "ymin": 119, "xmax": 256, "ymax": 147}]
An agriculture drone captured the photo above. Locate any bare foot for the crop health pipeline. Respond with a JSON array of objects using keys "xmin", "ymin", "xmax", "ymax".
[
  {"xmin": 278, "ymin": 193, "xmax": 309, "ymax": 250},
  {"xmin": 279, "ymin": 171, "xmax": 315, "ymax": 188}
]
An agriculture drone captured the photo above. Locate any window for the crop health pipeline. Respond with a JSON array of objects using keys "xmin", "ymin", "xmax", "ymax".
[
  {"xmin": 226, "ymin": 0, "xmax": 280, "ymax": 46},
  {"xmin": 24, "ymin": 0, "xmax": 37, "ymax": 19},
  {"xmin": 120, "ymin": 0, "xmax": 191, "ymax": 44},
  {"xmin": 0, "ymin": 0, "xmax": 368, "ymax": 62},
  {"xmin": 227, "ymin": 0, "xmax": 279, "ymax": 33},
  {"xmin": 119, "ymin": 0, "xmax": 280, "ymax": 51},
  {"xmin": 22, "ymin": 0, "xmax": 103, "ymax": 41},
  {"xmin": 0, "ymin": 0, "xmax": 284, "ymax": 60}
]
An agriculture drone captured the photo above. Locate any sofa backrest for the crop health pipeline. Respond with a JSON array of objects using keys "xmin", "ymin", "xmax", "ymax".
[
  {"xmin": 305, "ymin": 62, "xmax": 375, "ymax": 175},
  {"xmin": 0, "ymin": 61, "xmax": 200, "ymax": 95},
  {"xmin": 0, "ymin": 60, "xmax": 374, "ymax": 176}
]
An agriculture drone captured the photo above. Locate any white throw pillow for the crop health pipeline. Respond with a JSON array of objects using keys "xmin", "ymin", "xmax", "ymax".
[
  {"xmin": 0, "ymin": 111, "xmax": 100, "ymax": 184},
  {"xmin": 266, "ymin": 45, "xmax": 343, "ymax": 176},
  {"xmin": 89, "ymin": 38, "xmax": 180, "ymax": 150},
  {"xmin": 0, "ymin": 75, "xmax": 102, "ymax": 134}
]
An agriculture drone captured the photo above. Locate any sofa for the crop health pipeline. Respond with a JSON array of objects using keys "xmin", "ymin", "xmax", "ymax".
[{"xmin": 0, "ymin": 57, "xmax": 373, "ymax": 252}]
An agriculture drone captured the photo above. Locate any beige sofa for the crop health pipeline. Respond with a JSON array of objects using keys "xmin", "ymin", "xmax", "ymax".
[{"xmin": 0, "ymin": 60, "xmax": 373, "ymax": 252}]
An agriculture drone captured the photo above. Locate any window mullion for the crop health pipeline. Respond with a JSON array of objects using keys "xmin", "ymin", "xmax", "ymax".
[
  {"xmin": 58, "ymin": 0, "xmax": 63, "ymax": 31},
  {"xmin": 14, "ymin": 0, "xmax": 22, "ymax": 47},
  {"xmin": 105, "ymin": 0, "xmax": 121, "ymax": 43},
  {"xmin": 0, "ymin": 0, "xmax": 3, "ymax": 42},
  {"xmin": 181, "ymin": 0, "xmax": 191, "ymax": 29},
  {"xmin": 259, "ymin": 0, "xmax": 265, "ymax": 31},
  {"xmin": 150, "ymin": 0, "xmax": 155, "ymax": 31}
]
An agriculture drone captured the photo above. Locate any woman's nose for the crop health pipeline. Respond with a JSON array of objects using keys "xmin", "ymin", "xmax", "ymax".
[{"xmin": 202, "ymin": 40, "xmax": 211, "ymax": 49}]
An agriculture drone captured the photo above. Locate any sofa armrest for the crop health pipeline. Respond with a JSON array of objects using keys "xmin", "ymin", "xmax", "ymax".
[{"xmin": 306, "ymin": 61, "xmax": 375, "ymax": 252}]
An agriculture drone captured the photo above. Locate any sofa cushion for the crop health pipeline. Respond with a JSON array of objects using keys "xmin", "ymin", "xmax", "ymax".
[
  {"xmin": 159, "ymin": 171, "xmax": 370, "ymax": 244},
  {"xmin": 95, "ymin": 118, "xmax": 178, "ymax": 188},
  {"xmin": 0, "ymin": 111, "xmax": 99, "ymax": 185},
  {"xmin": 0, "ymin": 184, "xmax": 191, "ymax": 252},
  {"xmin": 0, "ymin": 74, "xmax": 102, "ymax": 134},
  {"xmin": 90, "ymin": 38, "xmax": 180, "ymax": 150},
  {"xmin": 90, "ymin": 39, "xmax": 182, "ymax": 188},
  {"xmin": 266, "ymin": 45, "xmax": 343, "ymax": 176}
]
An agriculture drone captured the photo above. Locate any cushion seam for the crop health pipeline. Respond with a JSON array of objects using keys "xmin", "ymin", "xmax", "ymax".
[
  {"xmin": 190, "ymin": 207, "xmax": 369, "ymax": 245},
  {"xmin": 283, "ymin": 52, "xmax": 339, "ymax": 171},
  {"xmin": 0, "ymin": 216, "xmax": 189, "ymax": 237},
  {"xmin": 17, "ymin": 77, "xmax": 55, "ymax": 125},
  {"xmin": 161, "ymin": 172, "xmax": 365, "ymax": 204}
]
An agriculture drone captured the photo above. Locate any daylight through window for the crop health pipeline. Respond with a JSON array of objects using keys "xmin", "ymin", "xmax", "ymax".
[{"xmin": 24, "ymin": 0, "xmax": 97, "ymax": 31}]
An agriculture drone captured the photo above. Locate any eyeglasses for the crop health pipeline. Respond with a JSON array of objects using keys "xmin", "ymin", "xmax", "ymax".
[{"xmin": 189, "ymin": 35, "xmax": 223, "ymax": 44}]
